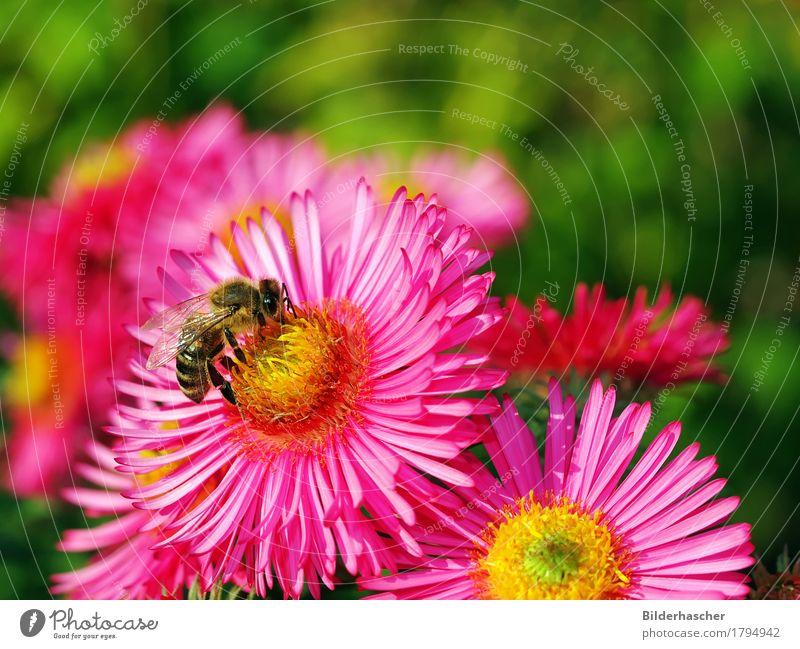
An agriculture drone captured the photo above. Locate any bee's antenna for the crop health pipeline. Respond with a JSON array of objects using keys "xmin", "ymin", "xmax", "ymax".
[{"xmin": 282, "ymin": 282, "xmax": 298, "ymax": 318}]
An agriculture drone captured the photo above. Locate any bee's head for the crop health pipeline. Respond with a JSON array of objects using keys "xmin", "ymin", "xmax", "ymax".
[{"xmin": 258, "ymin": 279, "xmax": 281, "ymax": 318}]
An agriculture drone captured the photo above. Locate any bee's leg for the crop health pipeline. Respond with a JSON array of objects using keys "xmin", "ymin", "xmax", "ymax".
[
  {"xmin": 218, "ymin": 356, "xmax": 240, "ymax": 375},
  {"xmin": 253, "ymin": 312, "xmax": 269, "ymax": 342},
  {"xmin": 282, "ymin": 283, "xmax": 298, "ymax": 318},
  {"xmin": 224, "ymin": 327, "xmax": 247, "ymax": 363},
  {"xmin": 207, "ymin": 359, "xmax": 236, "ymax": 405}
]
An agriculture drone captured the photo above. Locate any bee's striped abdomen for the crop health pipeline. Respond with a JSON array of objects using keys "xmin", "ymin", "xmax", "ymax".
[
  {"xmin": 174, "ymin": 326, "xmax": 226, "ymax": 403},
  {"xmin": 175, "ymin": 343, "xmax": 210, "ymax": 403},
  {"xmin": 175, "ymin": 340, "xmax": 216, "ymax": 403}
]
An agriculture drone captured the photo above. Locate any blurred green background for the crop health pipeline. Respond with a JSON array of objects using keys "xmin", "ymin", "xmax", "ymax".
[{"xmin": 1, "ymin": 0, "xmax": 798, "ymax": 597}]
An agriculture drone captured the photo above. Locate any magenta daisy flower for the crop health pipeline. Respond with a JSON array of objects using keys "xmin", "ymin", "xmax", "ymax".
[
  {"xmin": 112, "ymin": 180, "xmax": 505, "ymax": 598},
  {"xmin": 0, "ymin": 105, "xmax": 243, "ymax": 496},
  {"xmin": 51, "ymin": 440, "xmax": 227, "ymax": 599},
  {"xmin": 397, "ymin": 150, "xmax": 529, "ymax": 247},
  {"xmin": 470, "ymin": 283, "xmax": 728, "ymax": 392},
  {"xmin": 121, "ymin": 125, "xmax": 329, "ymax": 299},
  {"xmin": 361, "ymin": 379, "xmax": 754, "ymax": 599},
  {"xmin": 323, "ymin": 148, "xmax": 529, "ymax": 247}
]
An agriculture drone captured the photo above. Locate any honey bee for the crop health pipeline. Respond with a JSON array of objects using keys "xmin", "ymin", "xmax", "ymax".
[{"xmin": 144, "ymin": 278, "xmax": 296, "ymax": 405}]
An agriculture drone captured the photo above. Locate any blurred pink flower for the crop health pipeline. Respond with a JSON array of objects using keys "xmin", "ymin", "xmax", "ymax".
[
  {"xmin": 323, "ymin": 148, "xmax": 529, "ymax": 247},
  {"xmin": 0, "ymin": 105, "xmax": 528, "ymax": 502},
  {"xmin": 1, "ymin": 334, "xmax": 86, "ymax": 496},
  {"xmin": 0, "ymin": 105, "xmax": 291, "ymax": 496},
  {"xmin": 107, "ymin": 181, "xmax": 504, "ymax": 598},
  {"xmin": 361, "ymin": 380, "xmax": 753, "ymax": 599},
  {"xmin": 0, "ymin": 112, "xmax": 169, "ymax": 495},
  {"xmin": 119, "ymin": 124, "xmax": 329, "ymax": 300},
  {"xmin": 470, "ymin": 283, "xmax": 728, "ymax": 391},
  {"xmin": 51, "ymin": 441, "xmax": 217, "ymax": 599}
]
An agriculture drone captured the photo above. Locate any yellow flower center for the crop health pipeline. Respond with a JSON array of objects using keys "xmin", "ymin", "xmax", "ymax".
[
  {"xmin": 136, "ymin": 441, "xmax": 222, "ymax": 514},
  {"xmin": 231, "ymin": 201, "xmax": 292, "ymax": 234},
  {"xmin": 70, "ymin": 142, "xmax": 135, "ymax": 193},
  {"xmin": 136, "ymin": 446, "xmax": 182, "ymax": 486},
  {"xmin": 228, "ymin": 300, "xmax": 369, "ymax": 460},
  {"xmin": 217, "ymin": 203, "xmax": 294, "ymax": 266},
  {"xmin": 4, "ymin": 336, "xmax": 51, "ymax": 406},
  {"xmin": 471, "ymin": 495, "xmax": 632, "ymax": 599}
]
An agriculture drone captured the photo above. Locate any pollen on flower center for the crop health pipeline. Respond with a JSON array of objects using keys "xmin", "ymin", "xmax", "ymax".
[
  {"xmin": 220, "ymin": 202, "xmax": 294, "ymax": 258},
  {"xmin": 470, "ymin": 495, "xmax": 632, "ymax": 599},
  {"xmin": 6, "ymin": 336, "xmax": 51, "ymax": 406},
  {"xmin": 135, "ymin": 447, "xmax": 182, "ymax": 487},
  {"xmin": 228, "ymin": 299, "xmax": 369, "ymax": 459},
  {"xmin": 71, "ymin": 143, "xmax": 135, "ymax": 192}
]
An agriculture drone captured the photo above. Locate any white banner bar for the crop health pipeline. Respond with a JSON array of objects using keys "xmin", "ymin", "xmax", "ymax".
[{"xmin": 1, "ymin": 600, "xmax": 797, "ymax": 648}]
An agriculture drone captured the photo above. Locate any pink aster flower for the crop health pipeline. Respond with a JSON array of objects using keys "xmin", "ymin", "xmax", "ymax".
[
  {"xmin": 323, "ymin": 148, "xmax": 529, "ymax": 247},
  {"xmin": 0, "ymin": 106, "xmax": 240, "ymax": 324},
  {"xmin": 51, "ymin": 440, "xmax": 213, "ymax": 599},
  {"xmin": 361, "ymin": 380, "xmax": 754, "ymax": 599},
  {"xmin": 0, "ymin": 142, "xmax": 147, "ymax": 495},
  {"xmin": 120, "ymin": 126, "xmax": 329, "ymax": 299},
  {"xmin": 0, "ymin": 105, "xmax": 249, "ymax": 496},
  {"xmin": 471, "ymin": 283, "xmax": 728, "ymax": 392},
  {"xmin": 0, "ymin": 332, "xmax": 88, "ymax": 496},
  {"xmin": 110, "ymin": 180, "xmax": 505, "ymax": 598}
]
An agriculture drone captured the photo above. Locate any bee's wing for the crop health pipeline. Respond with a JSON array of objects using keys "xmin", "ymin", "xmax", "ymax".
[
  {"xmin": 144, "ymin": 298, "xmax": 237, "ymax": 370},
  {"xmin": 142, "ymin": 293, "xmax": 212, "ymax": 332}
]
